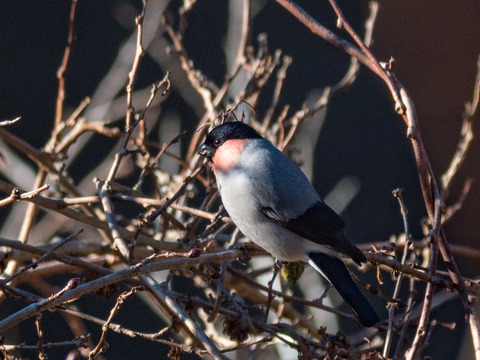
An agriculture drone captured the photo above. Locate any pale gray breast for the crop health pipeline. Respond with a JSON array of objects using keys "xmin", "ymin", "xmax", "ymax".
[
  {"xmin": 215, "ymin": 166, "xmax": 311, "ymax": 262},
  {"xmin": 234, "ymin": 139, "xmax": 320, "ymax": 219},
  {"xmin": 215, "ymin": 167, "xmax": 258, "ymax": 226}
]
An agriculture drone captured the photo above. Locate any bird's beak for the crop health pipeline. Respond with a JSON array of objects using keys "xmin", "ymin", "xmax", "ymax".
[{"xmin": 197, "ymin": 143, "xmax": 212, "ymax": 158}]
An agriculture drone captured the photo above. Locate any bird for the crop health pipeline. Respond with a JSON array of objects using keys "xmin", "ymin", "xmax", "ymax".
[{"xmin": 197, "ymin": 121, "xmax": 380, "ymax": 327}]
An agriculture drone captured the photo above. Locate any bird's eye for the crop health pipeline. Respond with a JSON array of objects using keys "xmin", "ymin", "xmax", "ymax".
[{"xmin": 213, "ymin": 138, "xmax": 223, "ymax": 147}]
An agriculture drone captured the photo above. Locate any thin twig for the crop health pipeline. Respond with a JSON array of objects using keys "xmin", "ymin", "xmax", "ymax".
[
  {"xmin": 125, "ymin": 0, "xmax": 147, "ymax": 131},
  {"xmin": 1, "ymin": 335, "xmax": 89, "ymax": 351},
  {"xmin": 359, "ymin": 239, "xmax": 480, "ymax": 261},
  {"xmin": 135, "ymin": 126, "xmax": 184, "ymax": 191},
  {"xmin": 135, "ymin": 165, "xmax": 204, "ymax": 237},
  {"xmin": 164, "ymin": 19, "xmax": 216, "ymax": 140},
  {"xmin": 261, "ymin": 56, "xmax": 292, "ymax": 133},
  {"xmin": 394, "ymin": 276, "xmax": 417, "ymax": 358},
  {"xmin": 54, "ymin": 119, "xmax": 122, "ymax": 155},
  {"xmin": 264, "ymin": 262, "xmax": 280, "ymax": 322},
  {"xmin": 35, "ymin": 313, "xmax": 46, "ymax": 360},
  {"xmin": 330, "ymin": 1, "xmax": 378, "ymax": 94},
  {"xmin": 0, "ymin": 237, "xmax": 112, "ymax": 276},
  {"xmin": 0, "ymin": 184, "xmax": 50, "ymax": 207},
  {"xmin": 442, "ymin": 178, "xmax": 473, "ymax": 224},
  {"xmin": 105, "ymin": 0, "xmax": 150, "ymax": 185},
  {"xmin": 0, "ymin": 117, "xmax": 21, "ymax": 127},
  {"xmin": 3, "ymin": 229, "xmax": 83, "ymax": 284},
  {"xmin": 16, "ymin": 171, "xmax": 48, "ymax": 247},
  {"xmin": 226, "ymin": 266, "xmax": 357, "ymax": 324},
  {"xmin": 383, "ymin": 189, "xmax": 412, "ymax": 358},
  {"xmin": 95, "ymin": 179, "xmax": 130, "ymax": 261},
  {"xmin": 55, "ymin": 0, "xmax": 78, "ymax": 127},
  {"xmin": 276, "ymin": 1, "xmax": 378, "ymax": 152},
  {"xmin": 59, "ymin": 307, "xmax": 204, "ymax": 355},
  {"xmin": 0, "ymin": 179, "xmax": 181, "ymax": 252},
  {"xmin": 274, "ymin": 0, "xmax": 405, "ymax": 114},
  {"xmin": 0, "ymin": 246, "xmax": 265, "ymax": 333},
  {"xmin": 142, "ymin": 279, "xmax": 228, "ymax": 359},
  {"xmin": 441, "ymin": 55, "xmax": 480, "ymax": 195},
  {"xmin": 89, "ymin": 286, "xmax": 144, "ymax": 359},
  {"xmin": 54, "ymin": 193, "xmax": 234, "ymax": 224},
  {"xmin": 405, "ymin": 200, "xmax": 442, "ymax": 360},
  {"xmin": 0, "ymin": 126, "xmax": 90, "ymax": 201},
  {"xmin": 470, "ymin": 308, "xmax": 480, "ymax": 360}
]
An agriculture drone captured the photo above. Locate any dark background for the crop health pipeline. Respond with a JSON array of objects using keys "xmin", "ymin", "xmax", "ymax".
[{"xmin": 0, "ymin": 0, "xmax": 479, "ymax": 358}]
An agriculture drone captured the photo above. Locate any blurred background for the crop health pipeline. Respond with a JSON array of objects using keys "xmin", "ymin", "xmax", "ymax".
[{"xmin": 0, "ymin": 0, "xmax": 479, "ymax": 358}]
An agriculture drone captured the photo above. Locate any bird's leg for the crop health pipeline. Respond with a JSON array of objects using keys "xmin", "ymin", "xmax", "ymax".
[
  {"xmin": 274, "ymin": 259, "xmax": 285, "ymax": 272},
  {"xmin": 317, "ymin": 283, "xmax": 334, "ymax": 304}
]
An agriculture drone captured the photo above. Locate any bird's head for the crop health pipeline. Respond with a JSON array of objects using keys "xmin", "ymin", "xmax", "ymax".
[{"xmin": 197, "ymin": 121, "xmax": 262, "ymax": 172}]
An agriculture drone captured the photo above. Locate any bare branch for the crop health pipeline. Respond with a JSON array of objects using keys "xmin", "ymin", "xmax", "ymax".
[
  {"xmin": 3, "ymin": 229, "xmax": 83, "ymax": 284},
  {"xmin": 95, "ymin": 179, "xmax": 130, "ymax": 261},
  {"xmin": 0, "ymin": 117, "xmax": 21, "ymax": 127},
  {"xmin": 89, "ymin": 286, "xmax": 144, "ymax": 359},
  {"xmin": 383, "ymin": 188, "xmax": 412, "ymax": 358},
  {"xmin": 274, "ymin": 0, "xmax": 405, "ymax": 114},
  {"xmin": 55, "ymin": 0, "xmax": 78, "ymax": 127},
  {"xmin": 0, "ymin": 246, "xmax": 265, "ymax": 334},
  {"xmin": 35, "ymin": 313, "xmax": 46, "ymax": 360},
  {"xmin": 1, "ymin": 335, "xmax": 89, "ymax": 352},
  {"xmin": 0, "ymin": 184, "xmax": 50, "ymax": 207},
  {"xmin": 0, "ymin": 179, "xmax": 180, "ymax": 252},
  {"xmin": 441, "ymin": 55, "xmax": 480, "ymax": 194}
]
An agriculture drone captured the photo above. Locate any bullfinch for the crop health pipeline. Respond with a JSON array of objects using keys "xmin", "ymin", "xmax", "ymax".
[{"xmin": 198, "ymin": 121, "xmax": 380, "ymax": 327}]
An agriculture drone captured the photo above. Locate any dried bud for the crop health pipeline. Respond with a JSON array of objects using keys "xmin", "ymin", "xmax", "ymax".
[
  {"xmin": 68, "ymin": 277, "xmax": 81, "ymax": 289},
  {"xmin": 188, "ymin": 248, "xmax": 202, "ymax": 258},
  {"xmin": 222, "ymin": 314, "xmax": 249, "ymax": 343}
]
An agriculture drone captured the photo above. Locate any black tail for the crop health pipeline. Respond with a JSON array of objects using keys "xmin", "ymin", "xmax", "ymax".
[{"xmin": 307, "ymin": 252, "xmax": 380, "ymax": 327}]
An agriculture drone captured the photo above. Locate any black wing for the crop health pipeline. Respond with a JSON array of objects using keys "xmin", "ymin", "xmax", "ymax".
[{"xmin": 261, "ymin": 202, "xmax": 366, "ymax": 264}]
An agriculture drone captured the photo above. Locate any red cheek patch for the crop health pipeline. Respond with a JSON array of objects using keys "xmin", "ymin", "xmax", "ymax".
[{"xmin": 212, "ymin": 139, "xmax": 247, "ymax": 173}]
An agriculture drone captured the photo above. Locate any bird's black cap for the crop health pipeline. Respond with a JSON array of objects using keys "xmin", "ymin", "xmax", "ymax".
[{"xmin": 198, "ymin": 121, "xmax": 262, "ymax": 158}]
